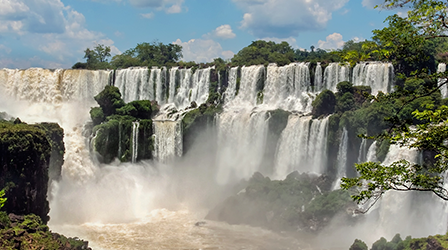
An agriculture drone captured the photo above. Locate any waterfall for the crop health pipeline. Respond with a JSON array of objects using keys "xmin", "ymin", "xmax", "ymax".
[
  {"xmin": 438, "ymin": 63, "xmax": 447, "ymax": 98},
  {"xmin": 358, "ymin": 138, "xmax": 367, "ymax": 163},
  {"xmin": 314, "ymin": 62, "xmax": 323, "ymax": 92},
  {"xmin": 274, "ymin": 115, "xmax": 329, "ymax": 178},
  {"xmin": 229, "ymin": 65, "xmax": 264, "ymax": 106},
  {"xmin": 131, "ymin": 121, "xmax": 139, "ymax": 163},
  {"xmin": 155, "ymin": 67, "xmax": 167, "ymax": 105},
  {"xmin": 333, "ymin": 127, "xmax": 348, "ymax": 190},
  {"xmin": 352, "ymin": 62, "xmax": 394, "ymax": 95},
  {"xmin": 173, "ymin": 68, "xmax": 193, "ymax": 109},
  {"xmin": 323, "ymin": 63, "xmax": 350, "ymax": 92},
  {"xmin": 115, "ymin": 67, "xmax": 150, "ymax": 103},
  {"xmin": 189, "ymin": 67, "xmax": 211, "ymax": 107},
  {"xmin": 0, "ymin": 68, "xmax": 111, "ymax": 183},
  {"xmin": 223, "ymin": 67, "xmax": 239, "ymax": 104},
  {"xmin": 262, "ymin": 63, "xmax": 313, "ymax": 112},
  {"xmin": 168, "ymin": 67, "xmax": 179, "ymax": 103},
  {"xmin": 366, "ymin": 141, "xmax": 378, "ymax": 162},
  {"xmin": 215, "ymin": 110, "xmax": 269, "ymax": 184},
  {"xmin": 153, "ymin": 120, "xmax": 183, "ymax": 163}
]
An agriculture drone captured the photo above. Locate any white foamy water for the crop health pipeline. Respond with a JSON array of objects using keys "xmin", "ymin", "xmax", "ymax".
[{"xmin": 2, "ymin": 65, "xmax": 448, "ymax": 250}]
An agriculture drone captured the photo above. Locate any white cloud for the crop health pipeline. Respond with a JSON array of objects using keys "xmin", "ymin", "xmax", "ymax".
[
  {"xmin": 233, "ymin": 0, "xmax": 349, "ymax": 38},
  {"xmin": 213, "ymin": 25, "xmax": 236, "ymax": 39},
  {"xmin": 204, "ymin": 24, "xmax": 236, "ymax": 40},
  {"xmin": 166, "ymin": 3, "xmax": 182, "ymax": 13},
  {"xmin": 173, "ymin": 38, "xmax": 234, "ymax": 62},
  {"xmin": 261, "ymin": 37, "xmax": 298, "ymax": 48},
  {"xmin": 0, "ymin": 0, "xmax": 118, "ymax": 68},
  {"xmin": 317, "ymin": 33, "xmax": 345, "ymax": 50},
  {"xmin": 140, "ymin": 12, "xmax": 154, "ymax": 18}
]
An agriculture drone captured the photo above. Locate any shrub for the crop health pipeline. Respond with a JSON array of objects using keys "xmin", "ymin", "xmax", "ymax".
[{"xmin": 312, "ymin": 89, "xmax": 336, "ymax": 118}]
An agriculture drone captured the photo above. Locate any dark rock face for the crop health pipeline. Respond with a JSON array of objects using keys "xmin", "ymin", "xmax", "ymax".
[
  {"xmin": 36, "ymin": 122, "xmax": 65, "ymax": 184},
  {"xmin": 0, "ymin": 121, "xmax": 63, "ymax": 224}
]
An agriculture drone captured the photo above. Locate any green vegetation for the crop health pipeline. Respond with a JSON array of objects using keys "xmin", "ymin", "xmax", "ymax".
[
  {"xmin": 206, "ymin": 171, "xmax": 354, "ymax": 232},
  {"xmin": 111, "ymin": 41, "xmax": 182, "ymax": 68},
  {"xmin": 312, "ymin": 89, "xmax": 336, "ymax": 118},
  {"xmin": 0, "ymin": 213, "xmax": 90, "ymax": 249},
  {"xmin": 350, "ymin": 239, "xmax": 368, "ymax": 250},
  {"xmin": 0, "ymin": 189, "xmax": 6, "ymax": 209},
  {"xmin": 353, "ymin": 233, "xmax": 448, "ymax": 250},
  {"xmin": 0, "ymin": 120, "xmax": 52, "ymax": 224},
  {"xmin": 73, "ymin": 44, "xmax": 111, "ymax": 70},
  {"xmin": 231, "ymin": 40, "xmax": 295, "ymax": 66},
  {"xmin": 339, "ymin": 0, "xmax": 448, "ymax": 209},
  {"xmin": 90, "ymin": 86, "xmax": 155, "ymax": 163}
]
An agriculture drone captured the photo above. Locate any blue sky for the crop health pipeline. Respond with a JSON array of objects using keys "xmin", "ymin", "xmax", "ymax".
[{"xmin": 0, "ymin": 0, "xmax": 399, "ymax": 69}]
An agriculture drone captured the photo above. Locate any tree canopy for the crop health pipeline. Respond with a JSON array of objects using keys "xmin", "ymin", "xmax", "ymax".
[
  {"xmin": 341, "ymin": 0, "xmax": 448, "ymax": 210},
  {"xmin": 111, "ymin": 41, "xmax": 182, "ymax": 68}
]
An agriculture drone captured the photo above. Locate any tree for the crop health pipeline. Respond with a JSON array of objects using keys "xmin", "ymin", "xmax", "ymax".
[
  {"xmin": 111, "ymin": 41, "xmax": 182, "ymax": 68},
  {"xmin": 231, "ymin": 40, "xmax": 295, "ymax": 66},
  {"xmin": 379, "ymin": 0, "xmax": 448, "ymax": 38},
  {"xmin": 78, "ymin": 44, "xmax": 112, "ymax": 70},
  {"xmin": 372, "ymin": 15, "xmax": 437, "ymax": 75},
  {"xmin": 341, "ymin": 0, "xmax": 448, "ymax": 211}
]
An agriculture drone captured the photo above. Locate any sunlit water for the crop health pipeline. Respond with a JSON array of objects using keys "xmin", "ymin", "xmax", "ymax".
[{"xmin": 0, "ymin": 66, "xmax": 447, "ymax": 249}]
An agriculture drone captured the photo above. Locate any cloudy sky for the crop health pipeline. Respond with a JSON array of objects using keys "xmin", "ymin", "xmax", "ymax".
[{"xmin": 0, "ymin": 0, "xmax": 396, "ymax": 68}]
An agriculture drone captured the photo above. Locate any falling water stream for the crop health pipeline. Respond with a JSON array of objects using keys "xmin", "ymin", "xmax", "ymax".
[{"xmin": 0, "ymin": 63, "xmax": 446, "ymax": 249}]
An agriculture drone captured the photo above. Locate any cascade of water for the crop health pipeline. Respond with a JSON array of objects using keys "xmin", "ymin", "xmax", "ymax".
[
  {"xmin": 173, "ymin": 68, "xmax": 193, "ymax": 109},
  {"xmin": 131, "ymin": 121, "xmax": 139, "ymax": 163},
  {"xmin": 323, "ymin": 63, "xmax": 350, "ymax": 92},
  {"xmin": 61, "ymin": 70, "xmax": 112, "ymax": 105},
  {"xmin": 352, "ymin": 62, "xmax": 394, "ymax": 95},
  {"xmin": 274, "ymin": 115, "xmax": 329, "ymax": 178},
  {"xmin": 188, "ymin": 67, "xmax": 212, "ymax": 108},
  {"xmin": 168, "ymin": 67, "xmax": 179, "ymax": 103},
  {"xmin": 115, "ymin": 67, "xmax": 150, "ymax": 103},
  {"xmin": 314, "ymin": 62, "xmax": 323, "ymax": 92},
  {"xmin": 366, "ymin": 141, "xmax": 378, "ymax": 162},
  {"xmin": 216, "ymin": 110, "xmax": 269, "ymax": 184},
  {"xmin": 358, "ymin": 138, "xmax": 367, "ymax": 163},
  {"xmin": 438, "ymin": 63, "xmax": 447, "ymax": 98},
  {"xmin": 153, "ymin": 120, "xmax": 183, "ymax": 163},
  {"xmin": 368, "ymin": 144, "xmax": 448, "ymax": 240},
  {"xmin": 262, "ymin": 63, "xmax": 313, "ymax": 112},
  {"xmin": 118, "ymin": 121, "xmax": 122, "ymax": 159},
  {"xmin": 155, "ymin": 67, "xmax": 167, "ymax": 105},
  {"xmin": 333, "ymin": 128, "xmax": 348, "ymax": 190},
  {"xmin": 229, "ymin": 65, "xmax": 264, "ymax": 106},
  {"xmin": 223, "ymin": 67, "xmax": 239, "ymax": 104},
  {"xmin": 0, "ymin": 68, "xmax": 64, "ymax": 105},
  {"xmin": 0, "ymin": 68, "xmax": 111, "ymax": 184}
]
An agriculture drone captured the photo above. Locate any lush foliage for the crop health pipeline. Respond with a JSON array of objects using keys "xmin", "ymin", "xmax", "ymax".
[
  {"xmin": 93, "ymin": 85, "xmax": 125, "ymax": 118},
  {"xmin": 111, "ymin": 41, "xmax": 182, "ymax": 68},
  {"xmin": 349, "ymin": 239, "xmax": 368, "ymax": 250},
  {"xmin": 355, "ymin": 232, "xmax": 448, "ymax": 250},
  {"xmin": 0, "ymin": 213, "xmax": 90, "ymax": 249},
  {"xmin": 312, "ymin": 89, "xmax": 336, "ymax": 118},
  {"xmin": 206, "ymin": 171, "xmax": 354, "ymax": 232},
  {"xmin": 231, "ymin": 40, "xmax": 295, "ymax": 66},
  {"xmin": 340, "ymin": 0, "xmax": 448, "ymax": 209},
  {"xmin": 90, "ymin": 86, "xmax": 155, "ymax": 163}
]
